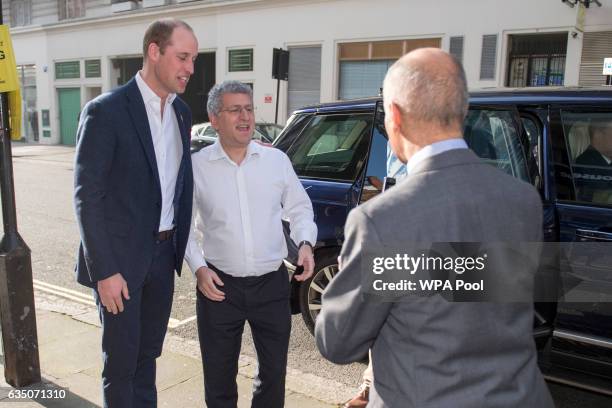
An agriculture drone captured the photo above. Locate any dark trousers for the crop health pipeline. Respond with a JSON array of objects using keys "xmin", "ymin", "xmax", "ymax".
[
  {"xmin": 196, "ymin": 265, "xmax": 291, "ymax": 408},
  {"xmin": 94, "ymin": 239, "xmax": 175, "ymax": 408}
]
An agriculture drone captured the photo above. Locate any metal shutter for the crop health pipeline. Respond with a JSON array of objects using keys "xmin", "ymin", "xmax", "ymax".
[
  {"xmin": 338, "ymin": 60, "xmax": 393, "ymax": 100},
  {"xmin": 450, "ymin": 36, "xmax": 464, "ymax": 63},
  {"xmin": 579, "ymin": 31, "xmax": 612, "ymax": 86},
  {"xmin": 287, "ymin": 46, "xmax": 321, "ymax": 116},
  {"xmin": 480, "ymin": 34, "xmax": 498, "ymax": 80}
]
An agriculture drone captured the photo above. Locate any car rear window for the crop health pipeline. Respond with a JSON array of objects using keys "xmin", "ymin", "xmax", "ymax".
[{"xmin": 284, "ymin": 113, "xmax": 373, "ymax": 182}]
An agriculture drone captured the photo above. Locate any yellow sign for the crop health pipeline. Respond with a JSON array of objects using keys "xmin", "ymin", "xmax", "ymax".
[
  {"xmin": 0, "ymin": 25, "xmax": 18, "ymax": 92},
  {"xmin": 0, "ymin": 25, "xmax": 21, "ymax": 139},
  {"xmin": 9, "ymin": 87, "xmax": 21, "ymax": 140}
]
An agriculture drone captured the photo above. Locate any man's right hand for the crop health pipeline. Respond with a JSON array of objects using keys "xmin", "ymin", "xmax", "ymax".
[
  {"xmin": 196, "ymin": 266, "xmax": 225, "ymax": 301},
  {"xmin": 97, "ymin": 273, "xmax": 130, "ymax": 315}
]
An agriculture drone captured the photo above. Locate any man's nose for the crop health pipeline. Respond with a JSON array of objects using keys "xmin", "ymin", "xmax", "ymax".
[
  {"xmin": 186, "ymin": 60, "xmax": 194, "ymax": 75},
  {"xmin": 239, "ymin": 107, "xmax": 250, "ymax": 119}
]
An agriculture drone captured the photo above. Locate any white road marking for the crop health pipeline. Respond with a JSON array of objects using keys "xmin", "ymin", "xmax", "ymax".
[{"xmin": 32, "ymin": 279, "xmax": 196, "ymax": 328}]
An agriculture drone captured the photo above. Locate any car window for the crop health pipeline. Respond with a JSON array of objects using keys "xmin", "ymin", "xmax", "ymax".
[
  {"xmin": 463, "ymin": 109, "xmax": 529, "ymax": 182},
  {"xmin": 203, "ymin": 126, "xmax": 217, "ymax": 137},
  {"xmin": 284, "ymin": 113, "xmax": 373, "ymax": 182},
  {"xmin": 257, "ymin": 124, "xmax": 283, "ymax": 141},
  {"xmin": 360, "ymin": 124, "xmax": 388, "ymax": 203},
  {"xmin": 561, "ymin": 111, "xmax": 612, "ymax": 206},
  {"xmin": 521, "ymin": 116, "xmax": 540, "ymax": 167}
]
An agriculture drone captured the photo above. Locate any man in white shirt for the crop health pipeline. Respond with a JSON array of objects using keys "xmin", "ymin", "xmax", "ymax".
[{"xmin": 185, "ymin": 80, "xmax": 317, "ymax": 408}]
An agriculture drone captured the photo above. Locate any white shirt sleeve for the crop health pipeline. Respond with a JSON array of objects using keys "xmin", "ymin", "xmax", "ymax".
[
  {"xmin": 184, "ymin": 182, "xmax": 208, "ymax": 275},
  {"xmin": 281, "ymin": 153, "xmax": 318, "ymax": 246}
]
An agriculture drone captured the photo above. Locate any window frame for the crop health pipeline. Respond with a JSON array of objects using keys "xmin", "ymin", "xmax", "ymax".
[{"xmin": 228, "ymin": 48, "xmax": 254, "ymax": 72}]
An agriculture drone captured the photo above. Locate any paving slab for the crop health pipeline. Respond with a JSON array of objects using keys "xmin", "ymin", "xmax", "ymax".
[
  {"xmin": 1, "ymin": 297, "xmax": 338, "ymax": 407},
  {"xmin": 38, "ymin": 328, "xmax": 101, "ymax": 378}
]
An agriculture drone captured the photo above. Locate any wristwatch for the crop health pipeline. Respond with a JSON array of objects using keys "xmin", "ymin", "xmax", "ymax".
[{"xmin": 298, "ymin": 240, "xmax": 313, "ymax": 250}]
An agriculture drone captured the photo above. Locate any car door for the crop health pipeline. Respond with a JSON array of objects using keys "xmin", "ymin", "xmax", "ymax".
[
  {"xmin": 519, "ymin": 106, "xmax": 560, "ymax": 349},
  {"xmin": 462, "ymin": 103, "xmax": 556, "ymax": 351},
  {"xmin": 547, "ymin": 105, "xmax": 612, "ymax": 384}
]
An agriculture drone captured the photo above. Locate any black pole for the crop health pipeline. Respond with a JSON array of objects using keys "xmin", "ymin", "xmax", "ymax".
[
  {"xmin": 0, "ymin": 0, "xmax": 41, "ymax": 387},
  {"xmin": 606, "ymin": 75, "xmax": 612, "ymax": 86},
  {"xmin": 274, "ymin": 77, "xmax": 280, "ymax": 125}
]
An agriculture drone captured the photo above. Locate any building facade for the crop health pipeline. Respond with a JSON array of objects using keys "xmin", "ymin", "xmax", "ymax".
[{"xmin": 6, "ymin": 0, "xmax": 612, "ymax": 145}]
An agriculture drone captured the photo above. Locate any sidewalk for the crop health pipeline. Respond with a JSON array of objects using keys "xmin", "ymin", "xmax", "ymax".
[{"xmin": 0, "ymin": 294, "xmax": 339, "ymax": 407}]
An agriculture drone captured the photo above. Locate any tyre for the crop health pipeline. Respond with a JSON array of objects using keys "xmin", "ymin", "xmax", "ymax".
[{"xmin": 299, "ymin": 248, "xmax": 340, "ymax": 334}]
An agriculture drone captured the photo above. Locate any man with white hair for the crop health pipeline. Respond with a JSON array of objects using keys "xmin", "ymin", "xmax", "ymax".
[{"xmin": 315, "ymin": 48, "xmax": 553, "ymax": 407}]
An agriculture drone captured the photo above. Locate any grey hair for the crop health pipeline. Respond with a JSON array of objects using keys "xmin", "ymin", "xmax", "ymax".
[
  {"xmin": 206, "ymin": 80, "xmax": 253, "ymax": 116},
  {"xmin": 383, "ymin": 50, "xmax": 468, "ymax": 128}
]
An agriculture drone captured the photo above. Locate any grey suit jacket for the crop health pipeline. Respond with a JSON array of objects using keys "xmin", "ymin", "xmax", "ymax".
[{"xmin": 315, "ymin": 148, "xmax": 553, "ymax": 408}]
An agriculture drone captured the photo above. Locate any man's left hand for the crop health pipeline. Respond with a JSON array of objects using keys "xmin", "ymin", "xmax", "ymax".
[{"xmin": 295, "ymin": 245, "xmax": 315, "ymax": 281}]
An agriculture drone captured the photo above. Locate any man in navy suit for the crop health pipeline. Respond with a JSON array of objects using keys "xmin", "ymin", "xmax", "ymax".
[{"xmin": 74, "ymin": 18, "xmax": 197, "ymax": 407}]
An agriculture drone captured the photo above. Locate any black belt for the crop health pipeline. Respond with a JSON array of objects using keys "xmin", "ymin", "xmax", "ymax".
[{"xmin": 156, "ymin": 229, "xmax": 175, "ymax": 241}]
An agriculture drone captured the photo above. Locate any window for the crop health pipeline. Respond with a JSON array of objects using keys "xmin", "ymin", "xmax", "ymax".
[
  {"xmin": 339, "ymin": 60, "xmax": 393, "ymax": 100},
  {"xmin": 480, "ymin": 34, "xmax": 498, "ymax": 80},
  {"xmin": 10, "ymin": 0, "xmax": 31, "ymax": 27},
  {"xmin": 562, "ymin": 111, "xmax": 612, "ymax": 206},
  {"xmin": 338, "ymin": 38, "xmax": 441, "ymax": 100},
  {"xmin": 284, "ymin": 114, "xmax": 373, "ymax": 182},
  {"xmin": 449, "ymin": 36, "xmax": 464, "ymax": 63},
  {"xmin": 55, "ymin": 61, "xmax": 80, "ymax": 79},
  {"xmin": 288, "ymin": 46, "xmax": 321, "ymax": 117},
  {"xmin": 18, "ymin": 64, "xmax": 38, "ymax": 142},
  {"xmin": 85, "ymin": 60, "xmax": 101, "ymax": 78},
  {"xmin": 463, "ymin": 109, "xmax": 529, "ymax": 181},
  {"xmin": 228, "ymin": 49, "xmax": 253, "ymax": 72},
  {"xmin": 58, "ymin": 0, "xmax": 85, "ymax": 20},
  {"xmin": 507, "ymin": 33, "xmax": 567, "ymax": 87},
  {"xmin": 360, "ymin": 107, "xmax": 389, "ymax": 204}
]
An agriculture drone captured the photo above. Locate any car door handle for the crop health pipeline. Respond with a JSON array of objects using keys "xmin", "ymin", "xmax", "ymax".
[{"xmin": 575, "ymin": 229, "xmax": 612, "ymax": 242}]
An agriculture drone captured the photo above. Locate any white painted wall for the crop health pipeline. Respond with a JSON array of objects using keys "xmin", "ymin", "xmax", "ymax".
[{"xmin": 8, "ymin": 0, "xmax": 612, "ymax": 143}]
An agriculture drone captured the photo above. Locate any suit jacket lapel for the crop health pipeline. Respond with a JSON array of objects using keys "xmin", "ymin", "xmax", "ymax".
[
  {"xmin": 125, "ymin": 78, "xmax": 161, "ymax": 193},
  {"xmin": 172, "ymin": 101, "xmax": 189, "ymax": 216}
]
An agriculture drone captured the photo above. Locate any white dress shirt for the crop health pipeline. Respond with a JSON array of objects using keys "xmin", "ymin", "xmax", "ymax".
[
  {"xmin": 185, "ymin": 140, "xmax": 317, "ymax": 277},
  {"xmin": 135, "ymin": 72, "xmax": 183, "ymax": 231},
  {"xmin": 407, "ymin": 138, "xmax": 468, "ymax": 175}
]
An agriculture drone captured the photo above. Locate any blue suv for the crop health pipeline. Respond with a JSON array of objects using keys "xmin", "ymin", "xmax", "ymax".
[{"xmin": 275, "ymin": 88, "xmax": 612, "ymax": 395}]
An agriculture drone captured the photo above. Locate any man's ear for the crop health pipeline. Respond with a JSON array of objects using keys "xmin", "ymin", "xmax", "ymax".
[
  {"xmin": 389, "ymin": 102, "xmax": 404, "ymax": 134},
  {"xmin": 210, "ymin": 114, "xmax": 218, "ymax": 129},
  {"xmin": 147, "ymin": 42, "xmax": 160, "ymax": 63}
]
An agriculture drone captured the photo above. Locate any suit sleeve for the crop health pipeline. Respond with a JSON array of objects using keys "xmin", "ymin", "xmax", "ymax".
[
  {"xmin": 73, "ymin": 101, "xmax": 120, "ymax": 282},
  {"xmin": 315, "ymin": 207, "xmax": 392, "ymax": 364}
]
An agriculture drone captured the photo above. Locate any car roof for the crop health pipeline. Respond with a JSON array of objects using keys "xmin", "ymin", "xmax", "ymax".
[{"xmin": 291, "ymin": 87, "xmax": 612, "ymax": 114}]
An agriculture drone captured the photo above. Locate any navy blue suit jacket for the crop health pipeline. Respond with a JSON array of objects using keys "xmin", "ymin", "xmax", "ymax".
[{"xmin": 74, "ymin": 77, "xmax": 194, "ymax": 290}]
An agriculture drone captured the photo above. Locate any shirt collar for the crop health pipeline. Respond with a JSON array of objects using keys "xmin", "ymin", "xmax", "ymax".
[
  {"xmin": 135, "ymin": 71, "xmax": 177, "ymax": 106},
  {"xmin": 407, "ymin": 138, "xmax": 468, "ymax": 175},
  {"xmin": 208, "ymin": 139, "xmax": 261, "ymax": 165}
]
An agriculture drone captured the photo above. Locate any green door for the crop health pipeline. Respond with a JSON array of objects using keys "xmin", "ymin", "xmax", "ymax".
[{"xmin": 58, "ymin": 88, "xmax": 80, "ymax": 146}]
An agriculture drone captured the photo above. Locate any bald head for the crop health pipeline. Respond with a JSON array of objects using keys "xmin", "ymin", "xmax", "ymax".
[{"xmin": 383, "ymin": 48, "xmax": 468, "ymax": 130}]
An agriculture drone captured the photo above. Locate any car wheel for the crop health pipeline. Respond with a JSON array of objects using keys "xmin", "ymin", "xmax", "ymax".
[{"xmin": 299, "ymin": 249, "xmax": 340, "ymax": 334}]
